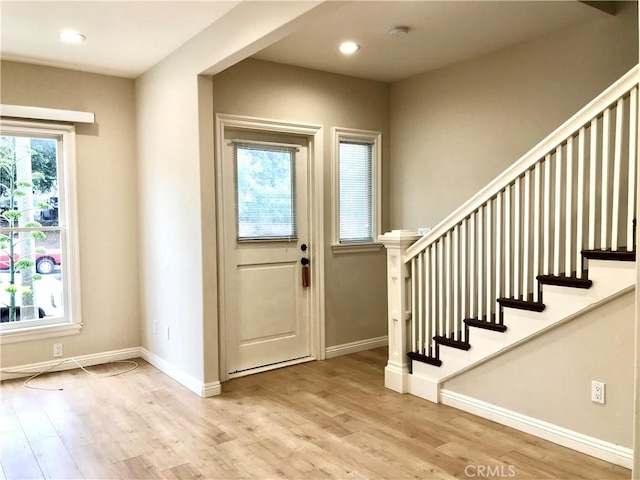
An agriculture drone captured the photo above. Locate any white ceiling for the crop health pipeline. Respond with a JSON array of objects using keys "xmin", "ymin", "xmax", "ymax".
[
  {"xmin": 0, "ymin": 1, "xmax": 607, "ymax": 82},
  {"xmin": 0, "ymin": 1, "xmax": 239, "ymax": 78},
  {"xmin": 254, "ymin": 1, "xmax": 605, "ymax": 82}
]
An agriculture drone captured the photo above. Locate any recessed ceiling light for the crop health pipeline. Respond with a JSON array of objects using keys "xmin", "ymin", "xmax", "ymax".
[
  {"xmin": 339, "ymin": 41, "xmax": 360, "ymax": 55},
  {"xmin": 59, "ymin": 30, "xmax": 86, "ymax": 44}
]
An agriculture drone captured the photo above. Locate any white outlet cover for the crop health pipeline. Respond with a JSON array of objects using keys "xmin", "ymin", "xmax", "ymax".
[{"xmin": 591, "ymin": 380, "xmax": 606, "ymax": 404}]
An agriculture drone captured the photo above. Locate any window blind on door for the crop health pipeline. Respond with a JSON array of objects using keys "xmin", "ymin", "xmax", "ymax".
[
  {"xmin": 234, "ymin": 142, "xmax": 297, "ymax": 241},
  {"xmin": 339, "ymin": 140, "xmax": 373, "ymax": 243}
]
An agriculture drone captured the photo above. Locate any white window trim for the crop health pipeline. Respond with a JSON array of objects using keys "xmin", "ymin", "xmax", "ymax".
[
  {"xmin": 1, "ymin": 105, "xmax": 95, "ymax": 124},
  {"xmin": 331, "ymin": 127, "xmax": 382, "ymax": 254},
  {"xmin": 0, "ymin": 119, "xmax": 83, "ymax": 344}
]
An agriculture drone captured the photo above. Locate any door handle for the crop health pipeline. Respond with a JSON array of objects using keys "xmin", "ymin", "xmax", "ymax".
[{"xmin": 301, "ymin": 257, "xmax": 310, "ymax": 288}]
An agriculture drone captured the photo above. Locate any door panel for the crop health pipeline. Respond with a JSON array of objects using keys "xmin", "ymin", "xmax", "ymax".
[
  {"xmin": 237, "ymin": 263, "xmax": 298, "ymax": 342},
  {"xmin": 222, "ymin": 128, "xmax": 310, "ymax": 376}
]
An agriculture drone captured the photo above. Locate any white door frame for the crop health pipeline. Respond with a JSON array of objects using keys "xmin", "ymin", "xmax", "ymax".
[{"xmin": 215, "ymin": 113, "xmax": 325, "ymax": 382}]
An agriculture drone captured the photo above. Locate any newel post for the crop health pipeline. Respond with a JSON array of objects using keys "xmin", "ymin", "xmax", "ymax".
[{"xmin": 379, "ymin": 230, "xmax": 421, "ymax": 393}]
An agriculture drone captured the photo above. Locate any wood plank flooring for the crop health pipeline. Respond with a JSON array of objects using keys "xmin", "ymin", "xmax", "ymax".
[{"xmin": 0, "ymin": 348, "xmax": 631, "ymax": 479}]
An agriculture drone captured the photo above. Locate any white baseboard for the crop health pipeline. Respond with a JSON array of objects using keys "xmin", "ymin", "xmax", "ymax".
[
  {"xmin": 408, "ymin": 370, "xmax": 439, "ymax": 403},
  {"xmin": 1, "ymin": 347, "xmax": 222, "ymax": 398},
  {"xmin": 325, "ymin": 335, "xmax": 388, "ymax": 359},
  {"xmin": 0, "ymin": 347, "xmax": 141, "ymax": 381},
  {"xmin": 139, "ymin": 348, "xmax": 220, "ymax": 398},
  {"xmin": 440, "ymin": 389, "xmax": 633, "ymax": 469},
  {"xmin": 201, "ymin": 381, "xmax": 222, "ymax": 397}
]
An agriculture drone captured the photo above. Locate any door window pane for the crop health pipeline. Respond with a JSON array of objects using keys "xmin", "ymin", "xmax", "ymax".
[{"xmin": 235, "ymin": 145, "xmax": 296, "ymax": 240}]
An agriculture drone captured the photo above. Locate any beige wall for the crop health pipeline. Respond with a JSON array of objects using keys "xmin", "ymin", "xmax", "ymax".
[
  {"xmin": 135, "ymin": 60, "xmax": 207, "ymax": 382},
  {"xmin": 390, "ymin": 1, "xmax": 638, "ymax": 231},
  {"xmin": 444, "ymin": 291, "xmax": 635, "ymax": 448},
  {"xmin": 0, "ymin": 61, "xmax": 140, "ymax": 366},
  {"xmin": 135, "ymin": 2, "xmax": 339, "ymax": 386},
  {"xmin": 211, "ymin": 58, "xmax": 390, "ymax": 347}
]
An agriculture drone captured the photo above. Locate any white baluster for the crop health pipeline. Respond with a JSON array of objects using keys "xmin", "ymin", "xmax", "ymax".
[
  {"xmin": 565, "ymin": 138, "xmax": 573, "ymax": 276},
  {"xmin": 514, "ymin": 178, "xmax": 521, "ymax": 299},
  {"xmin": 431, "ymin": 245, "xmax": 437, "ymax": 345},
  {"xmin": 486, "ymin": 199, "xmax": 492, "ymax": 320},
  {"xmin": 495, "ymin": 192, "xmax": 502, "ymax": 309},
  {"xmin": 628, "ymin": 88, "xmax": 638, "ymax": 251},
  {"xmin": 554, "ymin": 145, "xmax": 562, "ymax": 276},
  {"xmin": 461, "ymin": 219, "xmax": 467, "ymax": 327},
  {"xmin": 470, "ymin": 213, "xmax": 476, "ymax": 318},
  {"xmin": 577, "ymin": 128, "xmax": 586, "ymax": 277},
  {"xmin": 589, "ymin": 118, "xmax": 598, "ymax": 250},
  {"xmin": 601, "ymin": 108, "xmax": 611, "ymax": 249},
  {"xmin": 523, "ymin": 170, "xmax": 530, "ymax": 299},
  {"xmin": 612, "ymin": 98, "xmax": 624, "ymax": 251},
  {"xmin": 453, "ymin": 226, "xmax": 459, "ymax": 339},
  {"xmin": 425, "ymin": 248, "xmax": 431, "ymax": 355},
  {"xmin": 438, "ymin": 238, "xmax": 444, "ymax": 337},
  {"xmin": 533, "ymin": 163, "xmax": 541, "ymax": 301},
  {"xmin": 543, "ymin": 154, "xmax": 551, "ymax": 275},
  {"xmin": 477, "ymin": 207, "xmax": 484, "ymax": 319},
  {"xmin": 417, "ymin": 253, "xmax": 424, "ymax": 354},
  {"xmin": 505, "ymin": 184, "xmax": 511, "ymax": 298},
  {"xmin": 412, "ymin": 257, "xmax": 417, "ymax": 353},
  {"xmin": 445, "ymin": 232, "xmax": 452, "ymax": 338}
]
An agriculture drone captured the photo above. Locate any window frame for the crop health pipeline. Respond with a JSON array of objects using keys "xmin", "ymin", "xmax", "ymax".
[
  {"xmin": 332, "ymin": 127, "xmax": 382, "ymax": 254},
  {"xmin": 0, "ymin": 119, "xmax": 82, "ymax": 344}
]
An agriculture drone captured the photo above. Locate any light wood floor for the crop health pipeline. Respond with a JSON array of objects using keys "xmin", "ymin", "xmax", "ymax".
[{"xmin": 0, "ymin": 348, "xmax": 631, "ymax": 480}]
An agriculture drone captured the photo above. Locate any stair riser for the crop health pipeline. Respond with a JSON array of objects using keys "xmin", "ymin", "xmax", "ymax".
[{"xmin": 586, "ymin": 258, "xmax": 637, "ymax": 286}]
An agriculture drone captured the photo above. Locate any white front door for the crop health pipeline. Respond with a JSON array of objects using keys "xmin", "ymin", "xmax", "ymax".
[{"xmin": 221, "ymin": 128, "xmax": 312, "ymax": 377}]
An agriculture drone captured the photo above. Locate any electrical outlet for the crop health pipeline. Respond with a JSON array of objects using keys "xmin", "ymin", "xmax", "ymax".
[
  {"xmin": 591, "ymin": 380, "xmax": 606, "ymax": 404},
  {"xmin": 53, "ymin": 343, "xmax": 63, "ymax": 358},
  {"xmin": 165, "ymin": 325, "xmax": 170, "ymax": 340},
  {"xmin": 152, "ymin": 320, "xmax": 157, "ymax": 335}
]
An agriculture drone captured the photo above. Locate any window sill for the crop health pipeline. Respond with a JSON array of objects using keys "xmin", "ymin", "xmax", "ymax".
[
  {"xmin": 1, "ymin": 322, "xmax": 81, "ymax": 345},
  {"xmin": 331, "ymin": 242, "xmax": 384, "ymax": 255}
]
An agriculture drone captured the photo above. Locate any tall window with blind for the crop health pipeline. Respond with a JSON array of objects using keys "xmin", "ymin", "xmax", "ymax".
[{"xmin": 334, "ymin": 128, "xmax": 381, "ymax": 249}]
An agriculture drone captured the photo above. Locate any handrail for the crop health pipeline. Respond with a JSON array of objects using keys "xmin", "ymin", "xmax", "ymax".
[{"xmin": 405, "ymin": 64, "xmax": 639, "ymax": 263}]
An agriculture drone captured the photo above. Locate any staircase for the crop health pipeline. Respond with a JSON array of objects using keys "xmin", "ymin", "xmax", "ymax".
[{"xmin": 380, "ymin": 65, "xmax": 638, "ymax": 404}]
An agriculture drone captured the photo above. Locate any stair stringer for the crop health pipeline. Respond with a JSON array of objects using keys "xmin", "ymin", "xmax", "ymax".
[{"xmin": 408, "ymin": 259, "xmax": 635, "ymax": 404}]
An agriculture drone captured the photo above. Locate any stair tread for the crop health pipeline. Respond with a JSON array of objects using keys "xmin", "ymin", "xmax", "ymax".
[
  {"xmin": 434, "ymin": 336, "xmax": 471, "ymax": 351},
  {"xmin": 407, "ymin": 351, "xmax": 442, "ymax": 367},
  {"xmin": 465, "ymin": 318, "xmax": 507, "ymax": 332},
  {"xmin": 537, "ymin": 274, "xmax": 592, "ymax": 289},
  {"xmin": 497, "ymin": 298, "xmax": 546, "ymax": 312},
  {"xmin": 582, "ymin": 249, "xmax": 635, "ymax": 261}
]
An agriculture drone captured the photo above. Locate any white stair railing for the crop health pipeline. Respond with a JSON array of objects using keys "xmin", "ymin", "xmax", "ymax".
[{"xmin": 381, "ymin": 66, "xmax": 638, "ymax": 382}]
